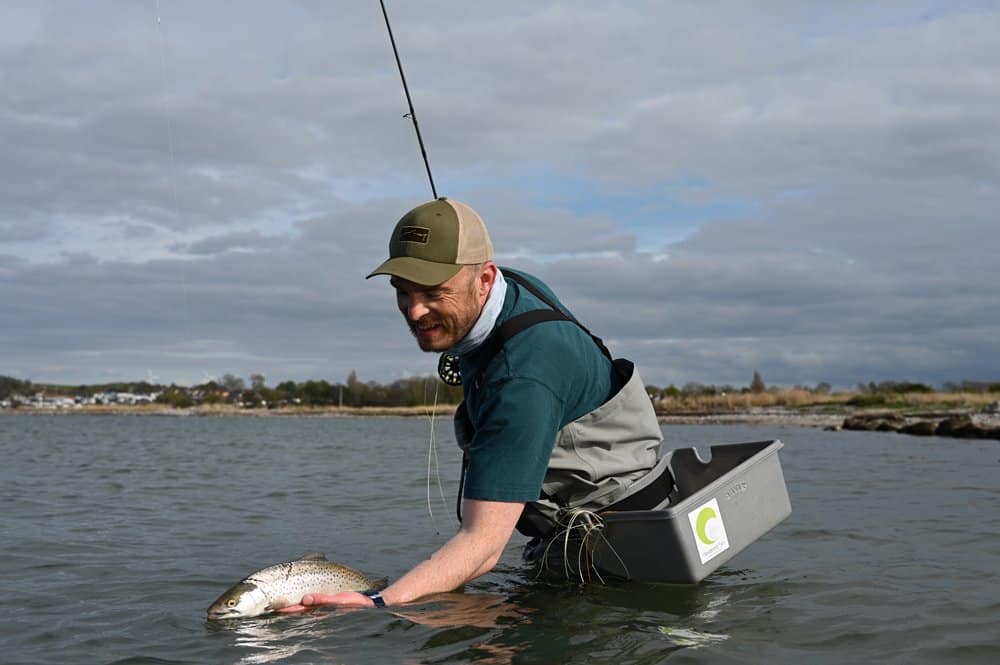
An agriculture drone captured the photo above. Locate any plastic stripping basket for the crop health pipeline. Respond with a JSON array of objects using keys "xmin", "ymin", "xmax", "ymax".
[{"xmin": 592, "ymin": 439, "xmax": 791, "ymax": 584}]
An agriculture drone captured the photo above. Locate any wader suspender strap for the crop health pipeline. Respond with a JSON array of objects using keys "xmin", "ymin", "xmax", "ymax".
[
  {"xmin": 498, "ymin": 270, "xmax": 615, "ymax": 363},
  {"xmin": 456, "ymin": 269, "xmax": 618, "ymax": 525}
]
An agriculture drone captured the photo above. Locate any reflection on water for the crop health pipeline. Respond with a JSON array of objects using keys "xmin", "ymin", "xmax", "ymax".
[
  {"xmin": 205, "ymin": 570, "xmax": 738, "ymax": 665},
  {"xmin": 214, "ymin": 617, "xmax": 315, "ymax": 665},
  {"xmin": 658, "ymin": 626, "xmax": 730, "ymax": 648},
  {"xmin": 208, "ymin": 592, "xmax": 532, "ymax": 665},
  {"xmin": 437, "ymin": 570, "xmax": 741, "ymax": 664},
  {"xmin": 391, "ymin": 591, "xmax": 531, "ymax": 629},
  {"xmin": 2, "ymin": 416, "xmax": 999, "ymax": 664}
]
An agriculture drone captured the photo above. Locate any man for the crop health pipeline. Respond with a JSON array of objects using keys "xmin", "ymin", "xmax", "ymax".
[{"xmin": 289, "ymin": 198, "xmax": 668, "ymax": 611}]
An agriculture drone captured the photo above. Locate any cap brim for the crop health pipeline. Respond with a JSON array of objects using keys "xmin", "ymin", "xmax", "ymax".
[{"xmin": 366, "ymin": 256, "xmax": 464, "ymax": 286}]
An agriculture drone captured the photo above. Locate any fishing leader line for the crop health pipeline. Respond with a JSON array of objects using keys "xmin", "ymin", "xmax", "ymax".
[
  {"xmin": 423, "ymin": 379, "xmax": 449, "ymax": 534},
  {"xmin": 154, "ymin": 1, "xmax": 194, "ymax": 356}
]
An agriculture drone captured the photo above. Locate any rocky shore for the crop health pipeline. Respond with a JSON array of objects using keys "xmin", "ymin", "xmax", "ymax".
[
  {"xmin": 838, "ymin": 410, "xmax": 1000, "ymax": 440},
  {"xmin": 657, "ymin": 404, "xmax": 1000, "ymax": 442}
]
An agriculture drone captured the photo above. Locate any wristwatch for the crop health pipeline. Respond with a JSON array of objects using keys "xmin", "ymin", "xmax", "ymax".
[{"xmin": 364, "ymin": 590, "xmax": 387, "ymax": 608}]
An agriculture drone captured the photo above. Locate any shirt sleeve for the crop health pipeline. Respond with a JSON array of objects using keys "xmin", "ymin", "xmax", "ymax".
[{"xmin": 461, "ymin": 377, "xmax": 565, "ymax": 503}]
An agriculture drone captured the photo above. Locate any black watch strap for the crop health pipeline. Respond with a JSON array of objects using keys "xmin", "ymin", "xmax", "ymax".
[{"xmin": 365, "ymin": 590, "xmax": 386, "ymax": 608}]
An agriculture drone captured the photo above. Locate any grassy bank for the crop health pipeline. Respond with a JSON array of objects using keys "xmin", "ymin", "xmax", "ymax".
[{"xmin": 652, "ymin": 390, "xmax": 998, "ymax": 415}]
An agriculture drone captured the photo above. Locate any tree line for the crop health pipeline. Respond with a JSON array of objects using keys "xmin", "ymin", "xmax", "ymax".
[
  {"xmin": 156, "ymin": 371, "xmax": 465, "ymax": 408},
  {"xmin": 0, "ymin": 372, "xmax": 464, "ymax": 408},
  {"xmin": 644, "ymin": 373, "xmax": 1000, "ymax": 400},
  {"xmin": 4, "ymin": 371, "xmax": 998, "ymax": 409}
]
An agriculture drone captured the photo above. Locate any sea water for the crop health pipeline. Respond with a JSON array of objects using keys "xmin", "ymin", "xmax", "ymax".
[{"xmin": 1, "ymin": 414, "xmax": 997, "ymax": 664}]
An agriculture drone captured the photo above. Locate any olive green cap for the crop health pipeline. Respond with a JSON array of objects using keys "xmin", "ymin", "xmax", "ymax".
[{"xmin": 366, "ymin": 198, "xmax": 494, "ymax": 286}]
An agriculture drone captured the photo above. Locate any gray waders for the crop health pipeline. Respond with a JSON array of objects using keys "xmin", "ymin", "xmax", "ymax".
[{"xmin": 453, "ymin": 270, "xmax": 674, "ymax": 577}]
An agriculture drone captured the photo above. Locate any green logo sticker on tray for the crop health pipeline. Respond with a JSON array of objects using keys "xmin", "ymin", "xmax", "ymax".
[{"xmin": 688, "ymin": 498, "xmax": 730, "ymax": 564}]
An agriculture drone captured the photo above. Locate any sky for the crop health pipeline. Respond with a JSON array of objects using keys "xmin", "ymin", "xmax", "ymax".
[{"xmin": 2, "ymin": 1, "xmax": 999, "ymax": 390}]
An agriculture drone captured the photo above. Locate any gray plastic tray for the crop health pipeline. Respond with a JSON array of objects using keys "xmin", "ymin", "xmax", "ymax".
[{"xmin": 592, "ymin": 439, "xmax": 790, "ymax": 583}]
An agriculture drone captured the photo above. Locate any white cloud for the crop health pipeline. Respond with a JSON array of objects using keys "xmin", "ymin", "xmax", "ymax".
[{"xmin": 1, "ymin": 1, "xmax": 998, "ymax": 387}]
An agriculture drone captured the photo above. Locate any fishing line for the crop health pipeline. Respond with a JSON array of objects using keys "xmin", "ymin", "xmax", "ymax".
[
  {"xmin": 154, "ymin": 1, "xmax": 192, "ymax": 355},
  {"xmin": 380, "ymin": 1, "xmax": 450, "ymax": 527},
  {"xmin": 424, "ymin": 378, "xmax": 449, "ymax": 533},
  {"xmin": 154, "ymin": 2, "xmax": 176, "ymax": 191},
  {"xmin": 536, "ymin": 509, "xmax": 628, "ymax": 584},
  {"xmin": 378, "ymin": 0, "xmax": 438, "ymax": 198}
]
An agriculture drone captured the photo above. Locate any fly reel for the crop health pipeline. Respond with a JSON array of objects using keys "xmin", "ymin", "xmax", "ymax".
[{"xmin": 437, "ymin": 353, "xmax": 461, "ymax": 386}]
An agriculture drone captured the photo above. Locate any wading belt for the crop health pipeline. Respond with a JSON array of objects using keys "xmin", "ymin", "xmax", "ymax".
[{"xmin": 455, "ymin": 270, "xmax": 670, "ymax": 534}]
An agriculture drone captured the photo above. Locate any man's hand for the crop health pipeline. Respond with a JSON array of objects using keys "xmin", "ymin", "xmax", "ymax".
[
  {"xmin": 276, "ymin": 590, "xmax": 373, "ymax": 614},
  {"xmin": 281, "ymin": 499, "xmax": 523, "ymax": 614}
]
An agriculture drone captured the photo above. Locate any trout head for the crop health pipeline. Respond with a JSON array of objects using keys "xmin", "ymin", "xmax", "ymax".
[{"xmin": 206, "ymin": 581, "xmax": 269, "ymax": 620}]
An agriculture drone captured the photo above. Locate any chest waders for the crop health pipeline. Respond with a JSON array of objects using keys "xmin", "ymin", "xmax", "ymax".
[{"xmin": 454, "ymin": 269, "xmax": 675, "ymax": 541}]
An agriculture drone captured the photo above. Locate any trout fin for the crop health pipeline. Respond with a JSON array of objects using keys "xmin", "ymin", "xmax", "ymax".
[
  {"xmin": 295, "ymin": 552, "xmax": 327, "ymax": 561},
  {"xmin": 265, "ymin": 597, "xmax": 290, "ymax": 612},
  {"xmin": 364, "ymin": 577, "xmax": 389, "ymax": 592}
]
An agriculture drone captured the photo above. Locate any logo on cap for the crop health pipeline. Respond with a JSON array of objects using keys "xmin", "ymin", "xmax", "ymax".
[{"xmin": 398, "ymin": 226, "xmax": 430, "ymax": 244}]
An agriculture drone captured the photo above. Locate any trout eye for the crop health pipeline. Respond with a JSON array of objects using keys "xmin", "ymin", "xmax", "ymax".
[{"xmin": 227, "ymin": 599, "xmax": 237, "ymax": 608}]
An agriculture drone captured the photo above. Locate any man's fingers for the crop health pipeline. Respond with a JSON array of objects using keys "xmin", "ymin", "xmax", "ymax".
[
  {"xmin": 273, "ymin": 592, "xmax": 373, "ymax": 614},
  {"xmin": 300, "ymin": 593, "xmax": 327, "ymax": 605},
  {"xmin": 303, "ymin": 591, "xmax": 373, "ymax": 607},
  {"xmin": 275, "ymin": 603, "xmax": 308, "ymax": 613}
]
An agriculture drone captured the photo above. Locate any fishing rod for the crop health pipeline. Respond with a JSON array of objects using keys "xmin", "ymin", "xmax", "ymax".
[{"xmin": 379, "ymin": 0, "xmax": 438, "ymax": 199}]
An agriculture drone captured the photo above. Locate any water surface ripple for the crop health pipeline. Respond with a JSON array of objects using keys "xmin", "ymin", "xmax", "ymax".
[{"xmin": 1, "ymin": 415, "xmax": 997, "ymax": 664}]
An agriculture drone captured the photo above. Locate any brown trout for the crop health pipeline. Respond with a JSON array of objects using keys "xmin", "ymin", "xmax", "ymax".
[{"xmin": 206, "ymin": 552, "xmax": 386, "ymax": 620}]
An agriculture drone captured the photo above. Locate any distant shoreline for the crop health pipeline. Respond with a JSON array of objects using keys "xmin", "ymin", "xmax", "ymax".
[
  {"xmin": 5, "ymin": 402, "xmax": 996, "ymax": 434},
  {"xmin": 2, "ymin": 402, "xmax": 842, "ymax": 426},
  {"xmin": 0, "ymin": 403, "xmax": 459, "ymax": 418},
  {"xmin": 656, "ymin": 411, "xmax": 845, "ymax": 428}
]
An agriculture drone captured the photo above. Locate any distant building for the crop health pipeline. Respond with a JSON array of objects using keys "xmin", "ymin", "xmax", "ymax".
[{"xmin": 0, "ymin": 390, "xmax": 161, "ymax": 409}]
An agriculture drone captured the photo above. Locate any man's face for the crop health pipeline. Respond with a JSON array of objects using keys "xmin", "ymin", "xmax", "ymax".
[{"xmin": 390, "ymin": 265, "xmax": 494, "ymax": 352}]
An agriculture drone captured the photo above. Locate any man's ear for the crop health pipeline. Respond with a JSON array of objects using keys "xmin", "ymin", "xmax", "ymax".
[{"xmin": 478, "ymin": 263, "xmax": 498, "ymax": 300}]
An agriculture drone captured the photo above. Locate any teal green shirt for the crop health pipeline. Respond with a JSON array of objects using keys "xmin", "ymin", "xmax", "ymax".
[{"xmin": 458, "ymin": 269, "xmax": 619, "ymax": 503}]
